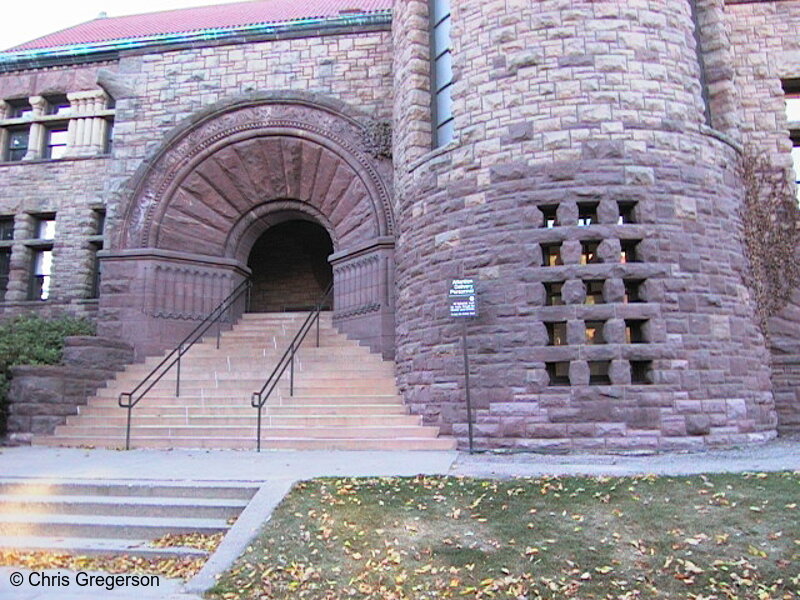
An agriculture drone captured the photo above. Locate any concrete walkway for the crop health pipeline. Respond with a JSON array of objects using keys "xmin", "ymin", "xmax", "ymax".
[{"xmin": 1, "ymin": 440, "xmax": 799, "ymax": 600}]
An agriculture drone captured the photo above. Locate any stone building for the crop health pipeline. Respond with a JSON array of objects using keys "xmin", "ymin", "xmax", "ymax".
[{"xmin": 1, "ymin": 0, "xmax": 799, "ymax": 450}]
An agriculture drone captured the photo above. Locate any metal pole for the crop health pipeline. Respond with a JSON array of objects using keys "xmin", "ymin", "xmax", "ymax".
[
  {"xmin": 125, "ymin": 405, "xmax": 132, "ymax": 451},
  {"xmin": 290, "ymin": 346, "xmax": 295, "ymax": 397},
  {"xmin": 257, "ymin": 403, "xmax": 262, "ymax": 452},
  {"xmin": 462, "ymin": 320, "xmax": 474, "ymax": 454},
  {"xmin": 316, "ymin": 314, "xmax": 320, "ymax": 347},
  {"xmin": 216, "ymin": 312, "xmax": 221, "ymax": 349},
  {"xmin": 176, "ymin": 346, "xmax": 181, "ymax": 398}
]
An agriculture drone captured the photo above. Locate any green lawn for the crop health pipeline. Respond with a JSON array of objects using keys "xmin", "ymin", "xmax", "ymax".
[{"xmin": 208, "ymin": 472, "xmax": 800, "ymax": 600}]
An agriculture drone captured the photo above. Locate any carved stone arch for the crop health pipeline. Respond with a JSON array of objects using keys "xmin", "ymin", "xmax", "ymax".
[{"xmin": 101, "ymin": 93, "xmax": 396, "ymax": 359}]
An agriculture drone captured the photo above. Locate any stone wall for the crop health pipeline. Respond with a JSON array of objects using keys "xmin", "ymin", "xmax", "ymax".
[
  {"xmin": 392, "ymin": 0, "xmax": 777, "ymax": 450},
  {"xmin": 726, "ymin": 0, "xmax": 800, "ymax": 432},
  {"xmin": 5, "ymin": 335, "xmax": 134, "ymax": 444}
]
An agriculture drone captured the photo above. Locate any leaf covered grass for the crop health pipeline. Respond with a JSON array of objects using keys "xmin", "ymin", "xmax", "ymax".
[{"xmin": 208, "ymin": 472, "xmax": 800, "ymax": 600}]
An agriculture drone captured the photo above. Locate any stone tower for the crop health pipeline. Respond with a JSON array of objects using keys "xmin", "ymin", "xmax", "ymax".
[{"xmin": 392, "ymin": 0, "xmax": 778, "ymax": 450}]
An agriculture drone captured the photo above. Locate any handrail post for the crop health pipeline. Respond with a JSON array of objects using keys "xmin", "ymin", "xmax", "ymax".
[
  {"xmin": 125, "ymin": 404, "xmax": 132, "ymax": 451},
  {"xmin": 289, "ymin": 343, "xmax": 295, "ymax": 397},
  {"xmin": 257, "ymin": 401, "xmax": 262, "ymax": 452},
  {"xmin": 216, "ymin": 313, "xmax": 221, "ymax": 350},
  {"xmin": 176, "ymin": 344, "xmax": 182, "ymax": 398},
  {"xmin": 316, "ymin": 313, "xmax": 320, "ymax": 347}
]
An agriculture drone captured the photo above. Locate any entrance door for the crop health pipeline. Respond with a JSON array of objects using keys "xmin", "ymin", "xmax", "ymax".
[{"xmin": 247, "ymin": 220, "xmax": 333, "ymax": 312}]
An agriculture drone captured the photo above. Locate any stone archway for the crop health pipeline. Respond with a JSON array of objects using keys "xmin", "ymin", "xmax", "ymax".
[{"xmin": 100, "ymin": 93, "xmax": 395, "ymax": 358}]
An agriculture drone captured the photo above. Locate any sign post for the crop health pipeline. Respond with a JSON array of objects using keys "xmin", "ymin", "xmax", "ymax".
[{"xmin": 449, "ymin": 279, "xmax": 478, "ymax": 453}]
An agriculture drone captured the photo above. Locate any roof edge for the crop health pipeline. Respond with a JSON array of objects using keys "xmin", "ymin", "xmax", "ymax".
[{"xmin": 0, "ymin": 11, "xmax": 391, "ymax": 73}]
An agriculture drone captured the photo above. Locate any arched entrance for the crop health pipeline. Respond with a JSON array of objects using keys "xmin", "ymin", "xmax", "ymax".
[
  {"xmin": 247, "ymin": 220, "xmax": 333, "ymax": 312},
  {"xmin": 102, "ymin": 93, "xmax": 397, "ymax": 358}
]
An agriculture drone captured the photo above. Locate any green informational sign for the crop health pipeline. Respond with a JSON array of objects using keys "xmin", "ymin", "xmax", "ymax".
[{"xmin": 449, "ymin": 278, "xmax": 478, "ymax": 318}]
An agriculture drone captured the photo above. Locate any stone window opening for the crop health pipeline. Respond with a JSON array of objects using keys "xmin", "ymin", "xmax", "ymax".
[
  {"xmin": 546, "ymin": 321, "xmax": 567, "ymax": 346},
  {"xmin": 620, "ymin": 239, "xmax": 640, "ymax": 263},
  {"xmin": 546, "ymin": 361, "xmax": 570, "ymax": 386},
  {"xmin": 0, "ymin": 90, "xmax": 114, "ymax": 161},
  {"xmin": 580, "ymin": 241, "xmax": 600, "ymax": 265},
  {"xmin": 588, "ymin": 361, "xmax": 611, "ymax": 385},
  {"xmin": 630, "ymin": 360, "xmax": 654, "ymax": 384},
  {"xmin": 618, "ymin": 201, "xmax": 638, "ymax": 224},
  {"xmin": 585, "ymin": 321, "xmax": 606, "ymax": 345},
  {"xmin": 88, "ymin": 208, "xmax": 105, "ymax": 299},
  {"xmin": 544, "ymin": 281, "xmax": 563, "ymax": 305},
  {"xmin": 783, "ymin": 79, "xmax": 800, "ymax": 203},
  {"xmin": 0, "ymin": 216, "xmax": 13, "ymax": 302},
  {"xmin": 430, "ymin": 0, "xmax": 454, "ymax": 148},
  {"xmin": 585, "ymin": 280, "xmax": 604, "ymax": 304},
  {"xmin": 27, "ymin": 214, "xmax": 56, "ymax": 301},
  {"xmin": 541, "ymin": 242, "xmax": 563, "ymax": 267},
  {"xmin": 625, "ymin": 319, "xmax": 648, "ymax": 343},
  {"xmin": 578, "ymin": 203, "xmax": 599, "ymax": 226},
  {"xmin": 623, "ymin": 279, "xmax": 645, "ymax": 303},
  {"xmin": 540, "ymin": 204, "xmax": 558, "ymax": 228}
]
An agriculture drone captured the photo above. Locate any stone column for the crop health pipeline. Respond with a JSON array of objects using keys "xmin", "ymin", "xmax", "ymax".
[{"xmin": 25, "ymin": 96, "xmax": 46, "ymax": 160}]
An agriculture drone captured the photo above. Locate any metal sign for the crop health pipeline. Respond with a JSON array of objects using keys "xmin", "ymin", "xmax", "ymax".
[{"xmin": 449, "ymin": 278, "xmax": 478, "ymax": 318}]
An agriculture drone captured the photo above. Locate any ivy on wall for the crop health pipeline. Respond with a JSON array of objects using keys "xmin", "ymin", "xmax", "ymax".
[{"xmin": 739, "ymin": 148, "xmax": 800, "ymax": 337}]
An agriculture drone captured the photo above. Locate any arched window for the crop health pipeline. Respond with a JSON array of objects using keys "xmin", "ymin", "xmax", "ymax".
[{"xmin": 431, "ymin": 0, "xmax": 453, "ymax": 147}]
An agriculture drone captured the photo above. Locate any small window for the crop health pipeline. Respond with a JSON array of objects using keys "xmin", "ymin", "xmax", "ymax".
[
  {"xmin": 588, "ymin": 361, "xmax": 611, "ymax": 385},
  {"xmin": 0, "ymin": 248, "xmax": 10, "ymax": 301},
  {"xmin": 631, "ymin": 360, "xmax": 653, "ymax": 384},
  {"xmin": 585, "ymin": 321, "xmax": 605, "ymax": 345},
  {"xmin": 784, "ymin": 80, "xmax": 800, "ymax": 122},
  {"xmin": 578, "ymin": 203, "xmax": 598, "ymax": 227},
  {"xmin": 620, "ymin": 240, "xmax": 639, "ymax": 263},
  {"xmin": 618, "ymin": 201, "xmax": 637, "ymax": 224},
  {"xmin": 540, "ymin": 205, "xmax": 558, "ymax": 228},
  {"xmin": 546, "ymin": 322, "xmax": 567, "ymax": 346},
  {"xmin": 104, "ymin": 119, "xmax": 114, "ymax": 154},
  {"xmin": 5, "ymin": 127, "xmax": 28, "ymax": 161},
  {"xmin": 580, "ymin": 241, "xmax": 600, "ymax": 265},
  {"xmin": 0, "ymin": 217, "xmax": 14, "ymax": 241},
  {"xmin": 35, "ymin": 217, "xmax": 56, "ymax": 240},
  {"xmin": 44, "ymin": 127, "xmax": 68, "ymax": 159},
  {"xmin": 585, "ymin": 280, "xmax": 604, "ymax": 305},
  {"xmin": 623, "ymin": 279, "xmax": 644, "ymax": 303},
  {"xmin": 545, "ymin": 281, "xmax": 563, "ymax": 306},
  {"xmin": 546, "ymin": 362, "xmax": 570, "ymax": 386},
  {"xmin": 7, "ymin": 99, "xmax": 32, "ymax": 119},
  {"xmin": 792, "ymin": 133, "xmax": 800, "ymax": 205},
  {"xmin": 45, "ymin": 95, "xmax": 71, "ymax": 116},
  {"xmin": 431, "ymin": 0, "xmax": 454, "ymax": 148},
  {"xmin": 30, "ymin": 248, "xmax": 53, "ymax": 300},
  {"xmin": 90, "ymin": 242, "xmax": 103, "ymax": 299},
  {"xmin": 625, "ymin": 319, "xmax": 647, "ymax": 344},
  {"xmin": 93, "ymin": 209, "xmax": 106, "ymax": 236},
  {"xmin": 542, "ymin": 243, "xmax": 563, "ymax": 267}
]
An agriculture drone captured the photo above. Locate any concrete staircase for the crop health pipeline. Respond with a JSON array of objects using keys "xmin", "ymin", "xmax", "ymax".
[
  {"xmin": 35, "ymin": 313, "xmax": 455, "ymax": 450},
  {"xmin": 0, "ymin": 479, "xmax": 257, "ymax": 559}
]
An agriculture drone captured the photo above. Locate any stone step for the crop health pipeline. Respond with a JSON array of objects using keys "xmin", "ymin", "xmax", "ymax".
[
  {"xmin": 0, "ymin": 535, "xmax": 209, "ymax": 559},
  {"xmin": 38, "ymin": 435, "xmax": 458, "ymax": 451},
  {"xmin": 0, "ymin": 494, "xmax": 248, "ymax": 519},
  {"xmin": 0, "ymin": 513, "xmax": 229, "ymax": 539},
  {"xmin": 77, "ymin": 403, "xmax": 410, "ymax": 416},
  {"xmin": 54, "ymin": 425, "xmax": 440, "ymax": 439},
  {"xmin": 89, "ymin": 394, "xmax": 405, "ymax": 404},
  {"xmin": 0, "ymin": 480, "xmax": 258, "ymax": 500},
  {"xmin": 67, "ymin": 414, "xmax": 422, "ymax": 427}
]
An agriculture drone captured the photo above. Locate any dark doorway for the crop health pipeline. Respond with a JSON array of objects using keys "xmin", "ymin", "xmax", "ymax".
[{"xmin": 247, "ymin": 220, "xmax": 333, "ymax": 312}]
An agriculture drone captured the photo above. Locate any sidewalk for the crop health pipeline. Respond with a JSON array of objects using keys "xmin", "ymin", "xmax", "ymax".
[{"xmin": 1, "ymin": 439, "xmax": 798, "ymax": 599}]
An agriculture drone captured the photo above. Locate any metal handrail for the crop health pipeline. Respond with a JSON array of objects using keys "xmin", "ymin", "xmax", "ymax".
[
  {"xmin": 251, "ymin": 283, "xmax": 333, "ymax": 451},
  {"xmin": 118, "ymin": 278, "xmax": 252, "ymax": 450}
]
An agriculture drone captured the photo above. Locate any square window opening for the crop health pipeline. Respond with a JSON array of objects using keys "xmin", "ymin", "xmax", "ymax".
[
  {"xmin": 585, "ymin": 280, "xmax": 604, "ymax": 305},
  {"xmin": 0, "ymin": 248, "xmax": 10, "ymax": 301},
  {"xmin": 546, "ymin": 361, "xmax": 570, "ymax": 386},
  {"xmin": 588, "ymin": 360, "xmax": 611, "ymax": 385},
  {"xmin": 618, "ymin": 201, "xmax": 638, "ymax": 224},
  {"xmin": 631, "ymin": 361, "xmax": 653, "ymax": 384},
  {"xmin": 546, "ymin": 321, "xmax": 567, "ymax": 346},
  {"xmin": 44, "ymin": 126, "xmax": 68, "ymax": 160},
  {"xmin": 625, "ymin": 319, "xmax": 648, "ymax": 344},
  {"xmin": 580, "ymin": 241, "xmax": 600, "ymax": 265},
  {"xmin": 542, "ymin": 243, "xmax": 563, "ymax": 267},
  {"xmin": 540, "ymin": 204, "xmax": 558, "ymax": 228},
  {"xmin": 34, "ymin": 216, "xmax": 56, "ymax": 240},
  {"xmin": 578, "ymin": 203, "xmax": 599, "ymax": 227},
  {"xmin": 585, "ymin": 321, "xmax": 606, "ymax": 345},
  {"xmin": 5, "ymin": 127, "xmax": 29, "ymax": 162},
  {"xmin": 620, "ymin": 239, "xmax": 640, "ymax": 263},
  {"xmin": 7, "ymin": 99, "xmax": 32, "ymax": 119},
  {"xmin": 45, "ymin": 95, "xmax": 71, "ymax": 116},
  {"xmin": 0, "ymin": 217, "xmax": 14, "ymax": 241},
  {"xmin": 30, "ymin": 248, "xmax": 53, "ymax": 301},
  {"xmin": 545, "ymin": 281, "xmax": 564, "ymax": 306},
  {"xmin": 624, "ymin": 279, "xmax": 645, "ymax": 303}
]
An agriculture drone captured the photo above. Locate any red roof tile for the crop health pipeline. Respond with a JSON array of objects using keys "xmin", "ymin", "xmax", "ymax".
[{"xmin": 9, "ymin": 0, "xmax": 392, "ymax": 51}]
